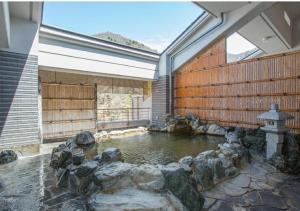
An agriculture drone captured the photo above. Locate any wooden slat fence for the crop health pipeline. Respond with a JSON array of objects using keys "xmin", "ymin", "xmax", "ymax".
[
  {"xmin": 42, "ymin": 82, "xmax": 96, "ymax": 139},
  {"xmin": 175, "ymin": 39, "xmax": 300, "ymax": 133}
]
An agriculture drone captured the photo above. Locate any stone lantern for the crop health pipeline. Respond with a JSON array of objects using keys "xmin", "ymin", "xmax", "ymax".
[{"xmin": 257, "ymin": 103, "xmax": 293, "ymax": 159}]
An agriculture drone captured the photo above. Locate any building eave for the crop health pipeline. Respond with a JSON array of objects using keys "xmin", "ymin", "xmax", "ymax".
[{"xmin": 40, "ymin": 24, "xmax": 160, "ymax": 62}]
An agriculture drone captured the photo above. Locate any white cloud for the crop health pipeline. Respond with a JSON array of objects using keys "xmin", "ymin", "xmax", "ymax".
[
  {"xmin": 227, "ymin": 33, "xmax": 257, "ymax": 55},
  {"xmin": 139, "ymin": 36, "xmax": 173, "ymax": 53}
]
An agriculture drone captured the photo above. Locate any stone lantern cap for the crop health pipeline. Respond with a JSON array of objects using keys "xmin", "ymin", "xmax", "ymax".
[{"xmin": 257, "ymin": 103, "xmax": 294, "ymax": 121}]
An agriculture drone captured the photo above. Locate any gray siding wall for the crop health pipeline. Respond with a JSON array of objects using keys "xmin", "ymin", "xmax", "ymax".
[
  {"xmin": 152, "ymin": 75, "xmax": 169, "ymax": 126},
  {"xmin": 0, "ymin": 50, "xmax": 39, "ymax": 146}
]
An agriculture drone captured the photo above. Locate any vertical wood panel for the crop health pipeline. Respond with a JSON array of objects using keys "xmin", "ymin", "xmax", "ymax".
[
  {"xmin": 42, "ymin": 83, "xmax": 96, "ymax": 139},
  {"xmin": 175, "ymin": 39, "xmax": 300, "ymax": 133}
]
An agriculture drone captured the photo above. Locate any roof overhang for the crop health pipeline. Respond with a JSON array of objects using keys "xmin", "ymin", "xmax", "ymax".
[
  {"xmin": 9, "ymin": 2, "xmax": 43, "ymax": 23},
  {"xmin": 40, "ymin": 25, "xmax": 160, "ymax": 62}
]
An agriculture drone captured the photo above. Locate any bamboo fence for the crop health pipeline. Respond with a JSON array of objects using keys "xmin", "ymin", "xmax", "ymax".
[{"xmin": 175, "ymin": 39, "xmax": 300, "ymax": 133}]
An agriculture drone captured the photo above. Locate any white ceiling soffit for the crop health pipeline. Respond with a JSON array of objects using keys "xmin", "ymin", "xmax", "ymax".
[
  {"xmin": 9, "ymin": 2, "xmax": 42, "ymax": 23},
  {"xmin": 282, "ymin": 2, "xmax": 300, "ymax": 20},
  {"xmin": 196, "ymin": 2, "xmax": 248, "ymax": 17},
  {"xmin": 238, "ymin": 16, "xmax": 287, "ymax": 53}
]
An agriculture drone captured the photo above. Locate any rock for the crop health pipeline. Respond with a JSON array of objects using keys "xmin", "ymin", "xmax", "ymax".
[
  {"xmin": 186, "ymin": 112, "xmax": 197, "ymax": 121},
  {"xmin": 93, "ymin": 155, "xmax": 102, "ymax": 162},
  {"xmin": 130, "ymin": 164, "xmax": 165, "ymax": 192},
  {"xmin": 68, "ymin": 170, "xmax": 95, "ymax": 195},
  {"xmin": 75, "ymin": 160, "xmax": 98, "ymax": 178},
  {"xmin": 206, "ymin": 124, "xmax": 226, "ymax": 136},
  {"xmin": 60, "ymin": 198, "xmax": 88, "ymax": 211},
  {"xmin": 196, "ymin": 150, "xmax": 217, "ymax": 160},
  {"xmin": 65, "ymin": 138, "xmax": 77, "ymax": 150},
  {"xmin": 167, "ymin": 124, "xmax": 175, "ymax": 133},
  {"xmin": 190, "ymin": 120, "xmax": 200, "ymax": 131},
  {"xmin": 56, "ymin": 168, "xmax": 69, "ymax": 187},
  {"xmin": 160, "ymin": 126, "xmax": 168, "ymax": 132},
  {"xmin": 0, "ymin": 150, "xmax": 17, "ymax": 165},
  {"xmin": 225, "ymin": 131, "xmax": 240, "ymax": 144},
  {"xmin": 148, "ymin": 124, "xmax": 162, "ymax": 132},
  {"xmin": 68, "ymin": 171, "xmax": 81, "ymax": 192},
  {"xmin": 208, "ymin": 158, "xmax": 225, "ymax": 182},
  {"xmin": 88, "ymin": 188, "xmax": 174, "ymax": 210},
  {"xmin": 179, "ymin": 156, "xmax": 193, "ymax": 166},
  {"xmin": 161, "ymin": 163, "xmax": 205, "ymax": 211},
  {"xmin": 178, "ymin": 156, "xmax": 193, "ymax": 172},
  {"xmin": 231, "ymin": 153, "xmax": 241, "ymax": 167},
  {"xmin": 240, "ymin": 128, "xmax": 266, "ymax": 154},
  {"xmin": 74, "ymin": 131, "xmax": 95, "ymax": 146},
  {"xmin": 101, "ymin": 148, "xmax": 123, "ymax": 163},
  {"xmin": 174, "ymin": 115, "xmax": 185, "ymax": 121},
  {"xmin": 72, "ymin": 148, "xmax": 85, "ymax": 165},
  {"xmin": 218, "ymin": 143, "xmax": 235, "ymax": 156},
  {"xmin": 108, "ymin": 130, "xmax": 125, "ymax": 136},
  {"xmin": 193, "ymin": 157, "xmax": 214, "ymax": 190},
  {"xmin": 95, "ymin": 131, "xmax": 109, "ymax": 139},
  {"xmin": 218, "ymin": 153, "xmax": 233, "ymax": 169},
  {"xmin": 50, "ymin": 148, "xmax": 72, "ymax": 169},
  {"xmin": 225, "ymin": 166, "xmax": 239, "ymax": 177},
  {"xmin": 186, "ymin": 114, "xmax": 200, "ymax": 130},
  {"xmin": 93, "ymin": 162, "xmax": 135, "ymax": 191},
  {"xmin": 194, "ymin": 125, "xmax": 208, "ymax": 135}
]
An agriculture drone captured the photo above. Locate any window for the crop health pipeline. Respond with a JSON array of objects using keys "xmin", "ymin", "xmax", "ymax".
[{"xmin": 226, "ymin": 33, "xmax": 262, "ymax": 63}]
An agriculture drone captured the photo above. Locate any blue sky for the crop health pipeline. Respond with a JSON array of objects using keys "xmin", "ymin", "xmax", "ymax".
[{"xmin": 42, "ymin": 2, "xmax": 202, "ymax": 52}]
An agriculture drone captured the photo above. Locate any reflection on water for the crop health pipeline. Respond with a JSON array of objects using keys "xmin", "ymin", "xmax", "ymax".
[
  {"xmin": 0, "ymin": 133, "xmax": 225, "ymax": 210},
  {"xmin": 86, "ymin": 132, "xmax": 225, "ymax": 165}
]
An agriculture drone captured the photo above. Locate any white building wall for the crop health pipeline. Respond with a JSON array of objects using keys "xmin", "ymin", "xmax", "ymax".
[{"xmin": 38, "ymin": 29, "xmax": 159, "ymax": 80}]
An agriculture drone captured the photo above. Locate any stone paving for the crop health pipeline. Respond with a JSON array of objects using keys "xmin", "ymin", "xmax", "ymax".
[
  {"xmin": 0, "ymin": 154, "xmax": 299, "ymax": 210},
  {"xmin": 203, "ymin": 156, "xmax": 300, "ymax": 211}
]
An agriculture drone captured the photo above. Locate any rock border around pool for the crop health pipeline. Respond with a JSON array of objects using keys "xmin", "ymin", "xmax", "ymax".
[
  {"xmin": 0, "ymin": 150, "xmax": 18, "ymax": 165},
  {"xmin": 94, "ymin": 127, "xmax": 148, "ymax": 141},
  {"xmin": 50, "ymin": 130, "xmax": 249, "ymax": 210}
]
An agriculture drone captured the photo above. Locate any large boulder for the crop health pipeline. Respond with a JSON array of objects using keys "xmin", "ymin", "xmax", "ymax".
[
  {"xmin": 193, "ymin": 157, "xmax": 214, "ymax": 190},
  {"xmin": 194, "ymin": 125, "xmax": 208, "ymax": 135},
  {"xmin": 130, "ymin": 164, "xmax": 165, "ymax": 192},
  {"xmin": 206, "ymin": 124, "xmax": 226, "ymax": 136},
  {"xmin": 75, "ymin": 161, "xmax": 98, "ymax": 178},
  {"xmin": 74, "ymin": 131, "xmax": 95, "ymax": 146},
  {"xmin": 50, "ymin": 147, "xmax": 72, "ymax": 169},
  {"xmin": 56, "ymin": 168, "xmax": 69, "ymax": 187},
  {"xmin": 88, "ymin": 188, "xmax": 174, "ymax": 211},
  {"xmin": 0, "ymin": 150, "xmax": 17, "ymax": 165},
  {"xmin": 193, "ymin": 150, "xmax": 226, "ymax": 189},
  {"xmin": 93, "ymin": 162, "xmax": 135, "ymax": 191},
  {"xmin": 72, "ymin": 148, "xmax": 85, "ymax": 165},
  {"xmin": 101, "ymin": 148, "xmax": 123, "ymax": 163},
  {"xmin": 161, "ymin": 163, "xmax": 205, "ymax": 211}
]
